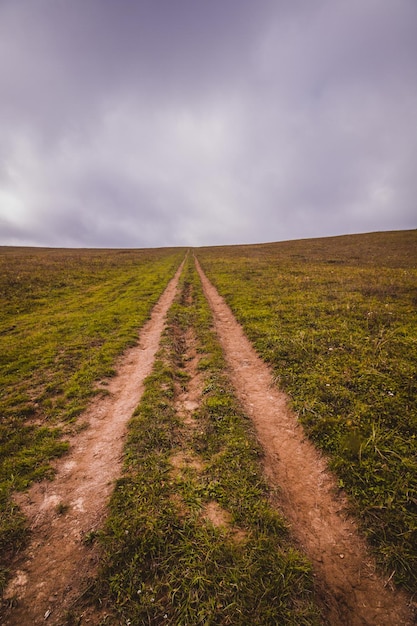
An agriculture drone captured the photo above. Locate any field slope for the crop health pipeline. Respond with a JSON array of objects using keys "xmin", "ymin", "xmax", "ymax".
[
  {"xmin": 0, "ymin": 246, "xmax": 184, "ymax": 591},
  {"xmin": 196, "ymin": 229, "xmax": 417, "ymax": 591},
  {"xmin": 1, "ymin": 234, "xmax": 415, "ymax": 624}
]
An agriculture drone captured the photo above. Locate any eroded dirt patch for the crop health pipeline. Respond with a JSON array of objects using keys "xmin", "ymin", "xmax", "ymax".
[
  {"xmin": 196, "ymin": 258, "xmax": 415, "ymax": 626},
  {"xmin": 203, "ymin": 501, "xmax": 231, "ymax": 528},
  {"xmin": 170, "ymin": 309, "xmax": 249, "ymax": 550},
  {"xmin": 173, "ymin": 328, "xmax": 203, "ymax": 426},
  {"xmin": 169, "ymin": 326, "xmax": 205, "ymax": 480},
  {"xmin": 169, "ymin": 451, "xmax": 205, "ymax": 475},
  {"xmin": 1, "ymin": 264, "xmax": 183, "ymax": 626}
]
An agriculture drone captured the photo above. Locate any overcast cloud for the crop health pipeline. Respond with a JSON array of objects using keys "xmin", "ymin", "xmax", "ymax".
[{"xmin": 0, "ymin": 0, "xmax": 416, "ymax": 248}]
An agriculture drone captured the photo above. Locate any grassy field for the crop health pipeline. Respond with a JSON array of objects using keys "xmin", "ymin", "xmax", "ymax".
[
  {"xmin": 0, "ymin": 246, "xmax": 184, "ymax": 590},
  {"xmin": 86, "ymin": 258, "xmax": 320, "ymax": 625},
  {"xmin": 196, "ymin": 230, "xmax": 417, "ymax": 591},
  {"xmin": 1, "ymin": 231, "xmax": 416, "ymax": 617}
]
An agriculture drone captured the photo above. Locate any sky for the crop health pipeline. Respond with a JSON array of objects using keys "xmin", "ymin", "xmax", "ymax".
[{"xmin": 0, "ymin": 0, "xmax": 416, "ymax": 249}]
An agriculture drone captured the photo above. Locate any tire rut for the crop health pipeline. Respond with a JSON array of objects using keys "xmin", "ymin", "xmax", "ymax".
[
  {"xmin": 195, "ymin": 257, "xmax": 414, "ymax": 626},
  {"xmin": 1, "ymin": 262, "xmax": 184, "ymax": 626}
]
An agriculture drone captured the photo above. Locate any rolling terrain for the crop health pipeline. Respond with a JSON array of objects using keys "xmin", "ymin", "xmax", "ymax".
[{"xmin": 1, "ymin": 231, "xmax": 416, "ymax": 624}]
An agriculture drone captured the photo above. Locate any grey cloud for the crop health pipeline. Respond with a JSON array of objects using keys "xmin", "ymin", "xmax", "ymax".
[{"xmin": 0, "ymin": 0, "xmax": 416, "ymax": 248}]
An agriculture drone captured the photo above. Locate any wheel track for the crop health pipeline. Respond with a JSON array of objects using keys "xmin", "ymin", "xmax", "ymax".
[
  {"xmin": 195, "ymin": 257, "xmax": 414, "ymax": 626},
  {"xmin": 1, "ymin": 262, "xmax": 184, "ymax": 626}
]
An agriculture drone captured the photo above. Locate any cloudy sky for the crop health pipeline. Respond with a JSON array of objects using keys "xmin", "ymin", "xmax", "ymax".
[{"xmin": 0, "ymin": 0, "xmax": 416, "ymax": 248}]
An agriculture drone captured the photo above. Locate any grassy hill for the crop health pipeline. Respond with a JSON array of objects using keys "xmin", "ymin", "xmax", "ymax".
[{"xmin": 197, "ymin": 229, "xmax": 417, "ymax": 590}]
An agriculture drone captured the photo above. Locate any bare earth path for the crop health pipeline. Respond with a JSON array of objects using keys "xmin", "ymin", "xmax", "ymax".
[
  {"xmin": 196, "ymin": 258, "xmax": 415, "ymax": 626},
  {"xmin": 1, "ymin": 263, "xmax": 183, "ymax": 626}
]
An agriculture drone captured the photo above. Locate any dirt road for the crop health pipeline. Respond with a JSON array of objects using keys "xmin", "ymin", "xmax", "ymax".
[
  {"xmin": 2, "ymin": 257, "xmax": 414, "ymax": 625},
  {"xmin": 1, "ymin": 263, "xmax": 183, "ymax": 626},
  {"xmin": 196, "ymin": 258, "xmax": 414, "ymax": 626}
]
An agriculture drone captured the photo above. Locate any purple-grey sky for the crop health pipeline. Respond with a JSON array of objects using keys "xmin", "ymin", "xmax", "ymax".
[{"xmin": 0, "ymin": 0, "xmax": 416, "ymax": 248}]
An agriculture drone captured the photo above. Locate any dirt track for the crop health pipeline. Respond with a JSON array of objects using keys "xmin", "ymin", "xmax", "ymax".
[
  {"xmin": 2, "ymin": 264, "xmax": 183, "ymax": 626},
  {"xmin": 2, "ymin": 257, "xmax": 415, "ymax": 625}
]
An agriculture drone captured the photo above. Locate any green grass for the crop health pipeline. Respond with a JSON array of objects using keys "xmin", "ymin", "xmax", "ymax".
[
  {"xmin": 2, "ymin": 231, "xmax": 415, "ymax": 617},
  {"xmin": 0, "ymin": 246, "xmax": 184, "ymax": 590},
  {"xmin": 196, "ymin": 230, "xmax": 417, "ymax": 591},
  {"xmin": 87, "ymin": 258, "xmax": 320, "ymax": 625}
]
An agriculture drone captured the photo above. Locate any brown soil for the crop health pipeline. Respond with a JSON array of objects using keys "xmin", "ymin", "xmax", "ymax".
[
  {"xmin": 1, "ymin": 264, "xmax": 183, "ymax": 626},
  {"xmin": 169, "ymin": 320, "xmax": 244, "ymax": 543},
  {"xmin": 173, "ymin": 327, "xmax": 204, "ymax": 428},
  {"xmin": 169, "ymin": 326, "xmax": 205, "ymax": 479},
  {"xmin": 195, "ymin": 258, "xmax": 415, "ymax": 626}
]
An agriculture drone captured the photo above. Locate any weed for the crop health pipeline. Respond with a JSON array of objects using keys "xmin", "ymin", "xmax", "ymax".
[
  {"xmin": 56, "ymin": 502, "xmax": 70, "ymax": 515},
  {"xmin": 83, "ymin": 530, "xmax": 100, "ymax": 546}
]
